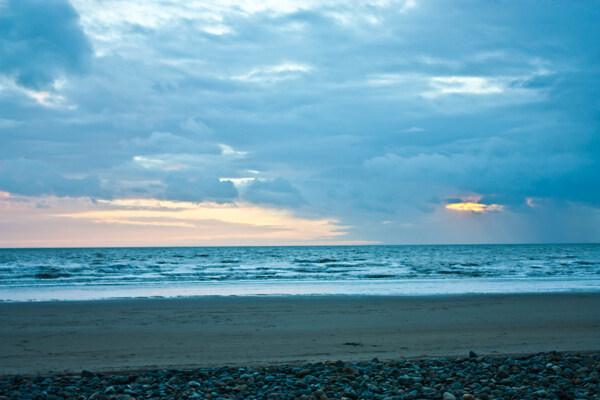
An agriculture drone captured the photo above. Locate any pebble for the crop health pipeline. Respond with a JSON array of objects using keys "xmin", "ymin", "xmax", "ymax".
[
  {"xmin": 296, "ymin": 369, "xmax": 311, "ymax": 378},
  {"xmin": 0, "ymin": 351, "xmax": 598, "ymax": 399},
  {"xmin": 234, "ymin": 384, "xmax": 248, "ymax": 392},
  {"xmin": 81, "ymin": 370, "xmax": 95, "ymax": 378}
]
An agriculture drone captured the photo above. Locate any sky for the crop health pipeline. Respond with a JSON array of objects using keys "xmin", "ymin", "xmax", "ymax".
[{"xmin": 0, "ymin": 0, "xmax": 599, "ymax": 247}]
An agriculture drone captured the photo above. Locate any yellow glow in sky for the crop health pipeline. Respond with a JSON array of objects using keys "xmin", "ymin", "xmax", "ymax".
[
  {"xmin": 0, "ymin": 192, "xmax": 375, "ymax": 247},
  {"xmin": 445, "ymin": 202, "xmax": 503, "ymax": 213},
  {"xmin": 57, "ymin": 198, "xmax": 347, "ymax": 240}
]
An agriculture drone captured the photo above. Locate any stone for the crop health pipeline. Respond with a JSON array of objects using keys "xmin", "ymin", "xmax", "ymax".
[
  {"xmin": 342, "ymin": 366, "xmax": 359, "ymax": 375},
  {"xmin": 296, "ymin": 369, "xmax": 311, "ymax": 378},
  {"xmin": 343, "ymin": 388, "xmax": 357, "ymax": 399},
  {"xmin": 81, "ymin": 370, "xmax": 95, "ymax": 378},
  {"xmin": 1, "ymin": 351, "xmax": 598, "ymax": 400},
  {"xmin": 136, "ymin": 377, "xmax": 153, "ymax": 385},
  {"xmin": 234, "ymin": 384, "xmax": 248, "ymax": 392},
  {"xmin": 104, "ymin": 386, "xmax": 116, "ymax": 394}
]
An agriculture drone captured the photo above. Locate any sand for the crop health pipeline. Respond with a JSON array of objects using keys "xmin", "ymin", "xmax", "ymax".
[{"xmin": 1, "ymin": 293, "xmax": 599, "ymax": 376}]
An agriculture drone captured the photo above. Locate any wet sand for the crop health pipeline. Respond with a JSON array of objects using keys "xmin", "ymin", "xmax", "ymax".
[{"xmin": 1, "ymin": 293, "xmax": 599, "ymax": 376}]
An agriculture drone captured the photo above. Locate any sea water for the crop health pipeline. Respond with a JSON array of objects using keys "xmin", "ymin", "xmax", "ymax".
[{"xmin": 0, "ymin": 244, "xmax": 599, "ymax": 301}]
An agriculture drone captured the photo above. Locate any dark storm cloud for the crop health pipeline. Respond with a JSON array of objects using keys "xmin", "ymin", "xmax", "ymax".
[{"xmin": 0, "ymin": 0, "xmax": 92, "ymax": 89}]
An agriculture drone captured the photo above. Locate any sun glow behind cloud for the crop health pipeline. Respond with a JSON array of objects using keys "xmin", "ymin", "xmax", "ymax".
[{"xmin": 446, "ymin": 202, "xmax": 504, "ymax": 213}]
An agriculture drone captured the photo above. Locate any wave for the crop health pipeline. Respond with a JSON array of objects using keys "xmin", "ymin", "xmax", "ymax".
[{"xmin": 0, "ymin": 244, "xmax": 599, "ymax": 288}]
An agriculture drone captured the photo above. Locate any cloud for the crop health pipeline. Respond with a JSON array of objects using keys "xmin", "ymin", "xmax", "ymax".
[
  {"xmin": 163, "ymin": 174, "xmax": 238, "ymax": 203},
  {"xmin": 0, "ymin": 118, "xmax": 21, "ymax": 129},
  {"xmin": 445, "ymin": 201, "xmax": 504, "ymax": 213},
  {"xmin": 0, "ymin": 159, "xmax": 108, "ymax": 198},
  {"xmin": 124, "ymin": 131, "xmax": 220, "ymax": 155},
  {"xmin": 0, "ymin": 0, "xmax": 92, "ymax": 89},
  {"xmin": 232, "ymin": 62, "xmax": 312, "ymax": 83},
  {"xmin": 180, "ymin": 118, "xmax": 213, "ymax": 135},
  {"xmin": 243, "ymin": 177, "xmax": 306, "ymax": 207},
  {"xmin": 0, "ymin": 194, "xmax": 351, "ymax": 246},
  {"xmin": 1, "ymin": 0, "xmax": 599, "ymax": 244},
  {"xmin": 427, "ymin": 76, "xmax": 504, "ymax": 96},
  {"xmin": 402, "ymin": 126, "xmax": 425, "ymax": 133}
]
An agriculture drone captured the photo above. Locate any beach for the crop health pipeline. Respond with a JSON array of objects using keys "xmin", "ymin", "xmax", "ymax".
[{"xmin": 2, "ymin": 293, "xmax": 599, "ymax": 376}]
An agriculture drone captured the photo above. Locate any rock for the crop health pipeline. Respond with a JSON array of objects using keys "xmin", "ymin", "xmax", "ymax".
[
  {"xmin": 104, "ymin": 386, "xmax": 116, "ymax": 394},
  {"xmin": 112, "ymin": 376, "xmax": 129, "ymax": 385},
  {"xmin": 234, "ymin": 384, "xmax": 248, "ymax": 392},
  {"xmin": 136, "ymin": 377, "xmax": 153, "ymax": 384},
  {"xmin": 296, "ymin": 380, "xmax": 308, "ymax": 389},
  {"xmin": 469, "ymin": 351, "xmax": 478, "ymax": 359},
  {"xmin": 88, "ymin": 393, "xmax": 108, "ymax": 400},
  {"xmin": 343, "ymin": 387, "xmax": 357, "ymax": 399},
  {"xmin": 342, "ymin": 366, "xmax": 359, "ymax": 375},
  {"xmin": 1, "ymin": 351, "xmax": 598, "ymax": 400},
  {"xmin": 81, "ymin": 370, "xmax": 95, "ymax": 378}
]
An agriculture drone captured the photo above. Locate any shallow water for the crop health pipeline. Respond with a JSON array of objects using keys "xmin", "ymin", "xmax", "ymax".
[{"xmin": 1, "ymin": 244, "xmax": 599, "ymax": 300}]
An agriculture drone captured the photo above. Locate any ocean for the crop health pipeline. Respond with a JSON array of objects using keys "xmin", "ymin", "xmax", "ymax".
[{"xmin": 1, "ymin": 244, "xmax": 599, "ymax": 301}]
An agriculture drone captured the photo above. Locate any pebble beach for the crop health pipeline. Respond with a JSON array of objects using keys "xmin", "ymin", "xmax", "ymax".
[{"xmin": 2, "ymin": 351, "xmax": 599, "ymax": 400}]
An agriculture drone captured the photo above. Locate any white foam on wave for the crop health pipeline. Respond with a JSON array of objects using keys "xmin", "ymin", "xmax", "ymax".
[{"xmin": 2, "ymin": 277, "xmax": 600, "ymax": 302}]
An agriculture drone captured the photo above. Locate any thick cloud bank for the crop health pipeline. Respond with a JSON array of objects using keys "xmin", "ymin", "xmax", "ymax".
[{"xmin": 0, "ymin": 0, "xmax": 598, "ymax": 244}]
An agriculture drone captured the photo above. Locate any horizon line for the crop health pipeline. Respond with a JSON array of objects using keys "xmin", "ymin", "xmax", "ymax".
[{"xmin": 0, "ymin": 242, "xmax": 598, "ymax": 250}]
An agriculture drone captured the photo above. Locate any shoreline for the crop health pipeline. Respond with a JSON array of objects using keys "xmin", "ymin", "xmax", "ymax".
[
  {"xmin": 3, "ymin": 276, "xmax": 600, "ymax": 302},
  {"xmin": 3, "ymin": 289, "xmax": 600, "ymax": 303},
  {"xmin": 1, "ymin": 293, "xmax": 599, "ymax": 376}
]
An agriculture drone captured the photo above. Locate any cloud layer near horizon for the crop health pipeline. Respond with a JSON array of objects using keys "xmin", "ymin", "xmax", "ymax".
[{"xmin": 0, "ymin": 0, "xmax": 599, "ymax": 245}]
